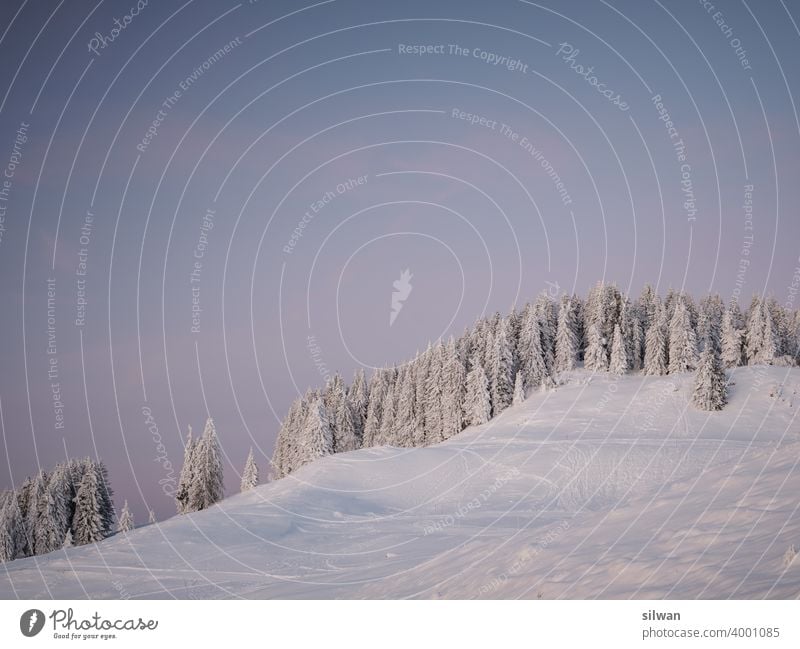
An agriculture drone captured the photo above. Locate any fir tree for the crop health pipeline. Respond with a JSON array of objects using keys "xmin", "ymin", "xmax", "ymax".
[
  {"xmin": 555, "ymin": 297, "xmax": 579, "ymax": 373},
  {"xmin": 692, "ymin": 344, "xmax": 728, "ymax": 410},
  {"xmin": 644, "ymin": 301, "xmax": 668, "ymax": 375},
  {"xmin": 334, "ymin": 395, "xmax": 359, "ymax": 453},
  {"xmin": 240, "ymin": 448, "xmax": 259, "ymax": 492},
  {"xmin": 584, "ymin": 323, "xmax": 608, "ymax": 372},
  {"xmin": 175, "ymin": 426, "xmax": 196, "ymax": 513},
  {"xmin": 464, "ymin": 356, "xmax": 491, "ymax": 427},
  {"xmin": 489, "ymin": 317, "xmax": 515, "ymax": 416},
  {"xmin": 37, "ymin": 465, "xmax": 71, "ymax": 553},
  {"xmin": 188, "ymin": 418, "xmax": 225, "ymax": 512},
  {"xmin": 0, "ymin": 497, "xmax": 23, "ymax": 562},
  {"xmin": 394, "ymin": 366, "xmax": 419, "ymax": 447},
  {"xmin": 721, "ymin": 307, "xmax": 744, "ymax": 368},
  {"xmin": 72, "ymin": 467, "xmax": 105, "ymax": 545},
  {"xmin": 148, "ymin": 510, "xmax": 156, "ymax": 525},
  {"xmin": 93, "ymin": 460, "xmax": 115, "ymax": 538},
  {"xmin": 512, "ymin": 372, "xmax": 526, "ymax": 406},
  {"xmin": 377, "ymin": 382, "xmax": 397, "ymax": 445},
  {"xmin": 62, "ymin": 529, "xmax": 73, "ymax": 549},
  {"xmin": 349, "ymin": 368, "xmax": 369, "ymax": 445},
  {"xmin": 423, "ymin": 344, "xmax": 445, "ymax": 443},
  {"xmin": 441, "ymin": 337, "xmax": 466, "ymax": 440},
  {"xmin": 302, "ymin": 398, "xmax": 334, "ymax": 461},
  {"xmin": 609, "ymin": 324, "xmax": 627, "ymax": 375},
  {"xmin": 117, "ymin": 501, "xmax": 134, "ymax": 533},
  {"xmin": 668, "ymin": 298, "xmax": 698, "ymax": 374},
  {"xmin": 518, "ymin": 304, "xmax": 548, "ymax": 390},
  {"xmin": 362, "ymin": 371, "xmax": 387, "ymax": 448}
]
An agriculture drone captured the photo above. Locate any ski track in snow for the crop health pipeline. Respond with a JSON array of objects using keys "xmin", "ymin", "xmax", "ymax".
[{"xmin": 2, "ymin": 366, "xmax": 799, "ymax": 599}]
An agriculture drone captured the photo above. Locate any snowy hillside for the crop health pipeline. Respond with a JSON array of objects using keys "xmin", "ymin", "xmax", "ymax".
[{"xmin": 2, "ymin": 365, "xmax": 799, "ymax": 599}]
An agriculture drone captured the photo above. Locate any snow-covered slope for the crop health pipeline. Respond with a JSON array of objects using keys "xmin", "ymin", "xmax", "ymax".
[{"xmin": 2, "ymin": 366, "xmax": 799, "ymax": 599}]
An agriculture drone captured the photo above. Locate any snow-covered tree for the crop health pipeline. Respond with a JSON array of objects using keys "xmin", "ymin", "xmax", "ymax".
[
  {"xmin": 240, "ymin": 448, "xmax": 259, "ymax": 492},
  {"xmin": 644, "ymin": 301, "xmax": 668, "ymax": 375},
  {"xmin": 692, "ymin": 343, "xmax": 728, "ymax": 411},
  {"xmin": 72, "ymin": 467, "xmax": 105, "ymax": 545},
  {"xmin": 554, "ymin": 296, "xmax": 579, "ymax": 373},
  {"xmin": 37, "ymin": 465, "xmax": 71, "ymax": 553},
  {"xmin": 424, "ymin": 344, "xmax": 445, "ymax": 443},
  {"xmin": 535, "ymin": 293, "xmax": 557, "ymax": 372},
  {"xmin": 441, "ymin": 337, "xmax": 466, "ymax": 440},
  {"xmin": 721, "ymin": 306, "xmax": 744, "ymax": 368},
  {"xmin": 0, "ymin": 497, "xmax": 24, "ymax": 562},
  {"xmin": 464, "ymin": 356, "xmax": 491, "ymax": 427},
  {"xmin": 117, "ymin": 501, "xmax": 134, "ymax": 533},
  {"xmin": 348, "ymin": 368, "xmax": 369, "ymax": 445},
  {"xmin": 512, "ymin": 372, "xmax": 526, "ymax": 406},
  {"xmin": 489, "ymin": 317, "xmax": 515, "ymax": 416},
  {"xmin": 394, "ymin": 366, "xmax": 419, "ymax": 447},
  {"xmin": 518, "ymin": 304, "xmax": 548, "ymax": 390},
  {"xmin": 584, "ymin": 323, "xmax": 608, "ymax": 372},
  {"xmin": 334, "ymin": 395, "xmax": 359, "ymax": 453},
  {"xmin": 377, "ymin": 382, "xmax": 396, "ymax": 445},
  {"xmin": 62, "ymin": 529, "xmax": 73, "ymax": 549},
  {"xmin": 26, "ymin": 471, "xmax": 47, "ymax": 554},
  {"xmin": 668, "ymin": 298, "xmax": 698, "ymax": 374},
  {"xmin": 362, "ymin": 371, "xmax": 387, "ymax": 448},
  {"xmin": 148, "ymin": 510, "xmax": 156, "ymax": 525},
  {"xmin": 188, "ymin": 418, "xmax": 224, "ymax": 512},
  {"xmin": 609, "ymin": 324, "xmax": 627, "ymax": 375},
  {"xmin": 175, "ymin": 426, "xmax": 196, "ymax": 513}
]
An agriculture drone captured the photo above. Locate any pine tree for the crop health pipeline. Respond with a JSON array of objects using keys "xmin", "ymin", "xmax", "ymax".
[
  {"xmin": 92, "ymin": 460, "xmax": 115, "ymax": 538},
  {"xmin": 302, "ymin": 398, "xmax": 334, "ymax": 461},
  {"xmin": 668, "ymin": 298, "xmax": 698, "ymax": 374},
  {"xmin": 692, "ymin": 344, "xmax": 728, "ymax": 411},
  {"xmin": 37, "ymin": 465, "xmax": 70, "ymax": 553},
  {"xmin": 175, "ymin": 426, "xmax": 196, "ymax": 513},
  {"xmin": 464, "ymin": 356, "xmax": 491, "ymax": 426},
  {"xmin": 334, "ymin": 395, "xmax": 359, "ymax": 453},
  {"xmin": 62, "ymin": 529, "xmax": 73, "ymax": 549},
  {"xmin": 117, "ymin": 501, "xmax": 134, "ymax": 533},
  {"xmin": 27, "ymin": 471, "xmax": 48, "ymax": 555},
  {"xmin": 584, "ymin": 323, "xmax": 608, "ymax": 372},
  {"xmin": 240, "ymin": 448, "xmax": 259, "ymax": 492},
  {"xmin": 15, "ymin": 477, "xmax": 33, "ymax": 557},
  {"xmin": 349, "ymin": 368, "xmax": 369, "ymax": 446},
  {"xmin": 518, "ymin": 304, "xmax": 548, "ymax": 389},
  {"xmin": 72, "ymin": 467, "xmax": 105, "ymax": 545},
  {"xmin": 535, "ymin": 294, "xmax": 557, "ymax": 373},
  {"xmin": 489, "ymin": 318, "xmax": 515, "ymax": 416},
  {"xmin": 441, "ymin": 337, "xmax": 466, "ymax": 440},
  {"xmin": 362, "ymin": 371, "xmax": 387, "ymax": 448},
  {"xmin": 512, "ymin": 372, "xmax": 526, "ymax": 406},
  {"xmin": 377, "ymin": 382, "xmax": 396, "ymax": 445},
  {"xmin": 148, "ymin": 510, "xmax": 156, "ymax": 525},
  {"xmin": 721, "ymin": 307, "xmax": 744, "ymax": 368},
  {"xmin": 0, "ymin": 497, "xmax": 23, "ymax": 562},
  {"xmin": 394, "ymin": 366, "xmax": 419, "ymax": 447},
  {"xmin": 188, "ymin": 418, "xmax": 225, "ymax": 512},
  {"xmin": 424, "ymin": 344, "xmax": 445, "ymax": 443},
  {"xmin": 609, "ymin": 324, "xmax": 627, "ymax": 375},
  {"xmin": 644, "ymin": 301, "xmax": 668, "ymax": 375},
  {"xmin": 555, "ymin": 296, "xmax": 579, "ymax": 373}
]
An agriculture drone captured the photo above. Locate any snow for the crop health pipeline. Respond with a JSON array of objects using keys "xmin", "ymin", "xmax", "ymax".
[{"xmin": 2, "ymin": 365, "xmax": 799, "ymax": 599}]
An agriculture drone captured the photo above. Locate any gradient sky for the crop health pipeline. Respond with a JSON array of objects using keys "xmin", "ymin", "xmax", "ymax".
[{"xmin": 0, "ymin": 0, "xmax": 798, "ymax": 520}]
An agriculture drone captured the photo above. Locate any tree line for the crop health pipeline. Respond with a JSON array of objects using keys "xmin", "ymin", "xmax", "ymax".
[{"xmin": 271, "ymin": 283, "xmax": 799, "ymax": 478}]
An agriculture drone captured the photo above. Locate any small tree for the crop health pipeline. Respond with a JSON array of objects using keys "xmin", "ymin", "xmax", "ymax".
[
  {"xmin": 148, "ymin": 510, "xmax": 156, "ymax": 525},
  {"xmin": 692, "ymin": 344, "xmax": 728, "ymax": 411},
  {"xmin": 175, "ymin": 426, "xmax": 195, "ymax": 514},
  {"xmin": 512, "ymin": 372, "xmax": 526, "ymax": 406},
  {"xmin": 240, "ymin": 448, "xmax": 259, "ymax": 492},
  {"xmin": 117, "ymin": 501, "xmax": 134, "ymax": 533}
]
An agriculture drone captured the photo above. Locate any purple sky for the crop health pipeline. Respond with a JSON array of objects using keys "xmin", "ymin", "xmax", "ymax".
[{"xmin": 1, "ymin": 0, "xmax": 799, "ymax": 520}]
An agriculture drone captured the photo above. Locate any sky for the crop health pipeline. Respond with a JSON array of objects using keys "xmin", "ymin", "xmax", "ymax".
[{"xmin": 0, "ymin": 0, "xmax": 798, "ymax": 520}]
